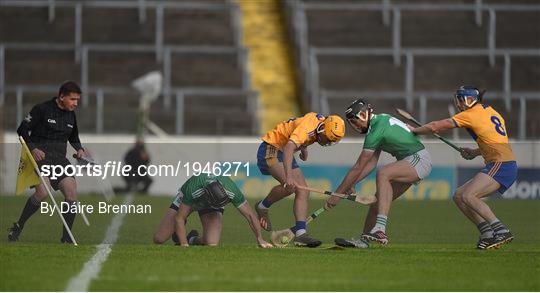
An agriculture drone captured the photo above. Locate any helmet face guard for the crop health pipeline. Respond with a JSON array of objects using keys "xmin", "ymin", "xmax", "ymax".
[
  {"xmin": 316, "ymin": 115, "xmax": 345, "ymax": 147},
  {"xmin": 454, "ymin": 86, "xmax": 482, "ymax": 111},
  {"xmin": 345, "ymin": 99, "xmax": 372, "ymax": 134},
  {"xmin": 204, "ymin": 180, "xmax": 230, "ymax": 209}
]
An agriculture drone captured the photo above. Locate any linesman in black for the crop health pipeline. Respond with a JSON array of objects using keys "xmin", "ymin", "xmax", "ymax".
[{"xmin": 8, "ymin": 81, "xmax": 87, "ymax": 243}]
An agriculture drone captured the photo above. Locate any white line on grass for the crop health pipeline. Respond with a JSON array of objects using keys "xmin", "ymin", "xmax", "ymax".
[{"xmin": 65, "ymin": 194, "xmax": 134, "ymax": 292}]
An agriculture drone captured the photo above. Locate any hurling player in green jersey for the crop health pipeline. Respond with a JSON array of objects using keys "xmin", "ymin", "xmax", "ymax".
[
  {"xmin": 327, "ymin": 100, "xmax": 432, "ymax": 247},
  {"xmin": 153, "ymin": 174, "xmax": 272, "ymax": 248}
]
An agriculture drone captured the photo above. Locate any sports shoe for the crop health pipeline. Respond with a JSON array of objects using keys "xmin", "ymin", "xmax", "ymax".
[
  {"xmin": 362, "ymin": 230, "xmax": 389, "ymax": 245},
  {"xmin": 293, "ymin": 233, "xmax": 322, "ymax": 248},
  {"xmin": 476, "ymin": 236, "xmax": 504, "ymax": 250},
  {"xmin": 334, "ymin": 237, "xmax": 369, "ymax": 249},
  {"xmin": 7, "ymin": 223, "xmax": 22, "ymax": 242},
  {"xmin": 254, "ymin": 201, "xmax": 272, "ymax": 231},
  {"xmin": 187, "ymin": 229, "xmax": 200, "ymax": 245},
  {"xmin": 494, "ymin": 231, "xmax": 514, "ymax": 244}
]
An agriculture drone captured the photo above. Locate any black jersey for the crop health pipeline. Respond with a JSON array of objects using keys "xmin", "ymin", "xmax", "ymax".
[{"xmin": 17, "ymin": 97, "xmax": 83, "ymax": 158}]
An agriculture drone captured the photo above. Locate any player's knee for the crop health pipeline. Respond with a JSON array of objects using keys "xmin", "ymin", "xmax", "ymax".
[
  {"xmin": 453, "ymin": 191, "xmax": 463, "ymax": 203},
  {"xmin": 461, "ymin": 193, "xmax": 477, "ymax": 206},
  {"xmin": 294, "ymin": 189, "xmax": 309, "ymax": 199},
  {"xmin": 64, "ymin": 191, "xmax": 77, "ymax": 202},
  {"xmin": 34, "ymin": 190, "xmax": 48, "ymax": 200},
  {"xmin": 153, "ymin": 234, "xmax": 165, "ymax": 244},
  {"xmin": 376, "ymin": 169, "xmax": 390, "ymax": 181}
]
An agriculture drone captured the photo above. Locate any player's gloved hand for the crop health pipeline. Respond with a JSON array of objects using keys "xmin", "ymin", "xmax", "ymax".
[
  {"xmin": 31, "ymin": 148, "xmax": 46, "ymax": 161},
  {"xmin": 299, "ymin": 147, "xmax": 308, "ymax": 161},
  {"xmin": 460, "ymin": 147, "xmax": 477, "ymax": 160},
  {"xmin": 257, "ymin": 238, "xmax": 274, "ymax": 248},
  {"xmin": 325, "ymin": 195, "xmax": 341, "ymax": 209}
]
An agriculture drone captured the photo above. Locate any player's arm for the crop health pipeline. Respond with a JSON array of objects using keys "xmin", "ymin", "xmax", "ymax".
[
  {"xmin": 327, "ymin": 149, "xmax": 380, "ymax": 208},
  {"xmin": 411, "ymin": 118, "xmax": 456, "ymax": 135},
  {"xmin": 283, "ymin": 140, "xmax": 298, "ymax": 188},
  {"xmin": 69, "ymin": 115, "xmax": 85, "ymax": 158},
  {"xmin": 173, "ymin": 203, "xmax": 191, "ymax": 247},
  {"xmin": 299, "ymin": 145, "xmax": 308, "ymax": 161},
  {"xmin": 17, "ymin": 105, "xmax": 45, "ymax": 160},
  {"xmin": 236, "ymin": 201, "xmax": 273, "ymax": 248}
]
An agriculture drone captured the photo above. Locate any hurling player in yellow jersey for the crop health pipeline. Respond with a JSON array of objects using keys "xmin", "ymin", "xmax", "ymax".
[
  {"xmin": 410, "ymin": 86, "xmax": 517, "ymax": 250},
  {"xmin": 255, "ymin": 113, "xmax": 345, "ymax": 247}
]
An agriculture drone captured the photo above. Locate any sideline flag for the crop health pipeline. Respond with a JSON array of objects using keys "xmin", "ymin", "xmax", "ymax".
[
  {"xmin": 15, "ymin": 138, "xmax": 40, "ymax": 195},
  {"xmin": 16, "ymin": 136, "xmax": 78, "ymax": 245}
]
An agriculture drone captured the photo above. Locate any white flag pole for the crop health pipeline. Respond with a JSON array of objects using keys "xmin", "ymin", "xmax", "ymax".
[{"xmin": 19, "ymin": 136, "xmax": 78, "ymax": 245}]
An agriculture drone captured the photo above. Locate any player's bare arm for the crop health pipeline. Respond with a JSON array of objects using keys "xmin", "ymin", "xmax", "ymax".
[
  {"xmin": 283, "ymin": 140, "xmax": 299, "ymax": 191},
  {"xmin": 236, "ymin": 202, "xmax": 273, "ymax": 248},
  {"xmin": 174, "ymin": 204, "xmax": 191, "ymax": 247},
  {"xmin": 411, "ymin": 118, "xmax": 455, "ymax": 135},
  {"xmin": 299, "ymin": 146, "xmax": 308, "ymax": 161},
  {"xmin": 326, "ymin": 149, "xmax": 380, "ymax": 208}
]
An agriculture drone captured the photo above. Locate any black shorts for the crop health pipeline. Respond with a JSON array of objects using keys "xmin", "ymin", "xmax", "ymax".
[
  {"xmin": 169, "ymin": 203, "xmax": 224, "ymax": 216},
  {"xmin": 37, "ymin": 157, "xmax": 75, "ymax": 191}
]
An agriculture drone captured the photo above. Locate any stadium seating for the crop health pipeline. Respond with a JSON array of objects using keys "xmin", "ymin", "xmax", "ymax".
[
  {"xmin": 0, "ymin": 1, "xmax": 255, "ymax": 135},
  {"xmin": 286, "ymin": 0, "xmax": 540, "ymax": 138}
]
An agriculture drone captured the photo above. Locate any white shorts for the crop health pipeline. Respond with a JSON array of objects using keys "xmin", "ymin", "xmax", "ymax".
[{"xmin": 404, "ymin": 149, "xmax": 432, "ymax": 180}]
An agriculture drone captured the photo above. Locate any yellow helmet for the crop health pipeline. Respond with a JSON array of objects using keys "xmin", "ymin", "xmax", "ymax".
[{"xmin": 317, "ymin": 115, "xmax": 345, "ymax": 145}]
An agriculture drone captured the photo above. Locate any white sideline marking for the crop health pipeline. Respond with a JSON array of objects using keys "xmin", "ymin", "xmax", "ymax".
[{"xmin": 65, "ymin": 194, "xmax": 134, "ymax": 292}]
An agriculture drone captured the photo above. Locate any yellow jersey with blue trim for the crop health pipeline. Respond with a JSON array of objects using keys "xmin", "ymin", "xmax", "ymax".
[
  {"xmin": 261, "ymin": 112, "xmax": 325, "ymax": 149},
  {"xmin": 452, "ymin": 103, "xmax": 515, "ymax": 163}
]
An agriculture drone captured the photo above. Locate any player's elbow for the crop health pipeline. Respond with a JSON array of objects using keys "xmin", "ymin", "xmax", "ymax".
[{"xmin": 425, "ymin": 122, "xmax": 439, "ymax": 133}]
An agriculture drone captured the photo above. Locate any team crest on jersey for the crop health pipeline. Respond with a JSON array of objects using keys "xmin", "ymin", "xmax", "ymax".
[{"xmin": 24, "ymin": 114, "xmax": 32, "ymax": 122}]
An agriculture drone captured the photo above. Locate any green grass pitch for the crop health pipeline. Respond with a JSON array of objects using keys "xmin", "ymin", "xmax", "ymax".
[{"xmin": 1, "ymin": 194, "xmax": 539, "ymax": 291}]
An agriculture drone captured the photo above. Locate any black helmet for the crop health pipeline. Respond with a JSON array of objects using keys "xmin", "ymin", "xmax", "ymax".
[
  {"xmin": 204, "ymin": 180, "xmax": 231, "ymax": 209},
  {"xmin": 345, "ymin": 99, "xmax": 373, "ymax": 133}
]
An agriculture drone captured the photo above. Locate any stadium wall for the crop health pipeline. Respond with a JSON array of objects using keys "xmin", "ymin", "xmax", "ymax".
[{"xmin": 2, "ymin": 133, "xmax": 539, "ymax": 200}]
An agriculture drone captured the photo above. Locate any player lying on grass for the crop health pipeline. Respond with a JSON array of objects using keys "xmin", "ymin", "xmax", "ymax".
[
  {"xmin": 326, "ymin": 99, "xmax": 432, "ymax": 248},
  {"xmin": 254, "ymin": 113, "xmax": 345, "ymax": 248},
  {"xmin": 153, "ymin": 174, "xmax": 273, "ymax": 248},
  {"xmin": 8, "ymin": 81, "xmax": 87, "ymax": 244},
  {"xmin": 409, "ymin": 86, "xmax": 516, "ymax": 250}
]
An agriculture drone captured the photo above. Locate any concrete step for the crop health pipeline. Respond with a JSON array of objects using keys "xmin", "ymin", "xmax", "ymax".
[
  {"xmin": 5, "ymin": 50, "xmax": 80, "ymax": 85},
  {"xmin": 0, "ymin": 6, "xmax": 74, "ymax": 43}
]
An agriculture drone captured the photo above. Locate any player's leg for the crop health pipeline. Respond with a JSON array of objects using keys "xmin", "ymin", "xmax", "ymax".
[
  {"xmin": 255, "ymin": 145, "xmax": 298, "ymax": 230},
  {"xmin": 289, "ymin": 168, "xmax": 321, "ymax": 247},
  {"xmin": 153, "ymin": 209, "xmax": 178, "ymax": 244},
  {"xmin": 362, "ymin": 182, "xmax": 412, "ymax": 234},
  {"xmin": 58, "ymin": 176, "xmax": 78, "ymax": 243},
  {"xmin": 199, "ymin": 210, "xmax": 223, "ymax": 246},
  {"xmin": 8, "ymin": 178, "xmax": 50, "ymax": 241},
  {"xmin": 255, "ymin": 143, "xmax": 294, "ymax": 231},
  {"xmin": 337, "ymin": 182, "xmax": 412, "ymax": 248},
  {"xmin": 456, "ymin": 172, "xmax": 513, "ymax": 248},
  {"xmin": 364, "ymin": 150, "xmax": 430, "ymax": 244}
]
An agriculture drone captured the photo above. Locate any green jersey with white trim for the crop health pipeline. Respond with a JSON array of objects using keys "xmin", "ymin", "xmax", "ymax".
[
  {"xmin": 180, "ymin": 174, "xmax": 246, "ymax": 210},
  {"xmin": 363, "ymin": 114, "xmax": 425, "ymax": 160}
]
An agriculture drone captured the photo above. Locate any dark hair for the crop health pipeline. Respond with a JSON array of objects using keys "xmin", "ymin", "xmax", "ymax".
[{"xmin": 58, "ymin": 81, "xmax": 81, "ymax": 98}]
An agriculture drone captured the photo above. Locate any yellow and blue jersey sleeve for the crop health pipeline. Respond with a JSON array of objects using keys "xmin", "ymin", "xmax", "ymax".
[{"xmin": 262, "ymin": 112, "xmax": 323, "ymax": 148}]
